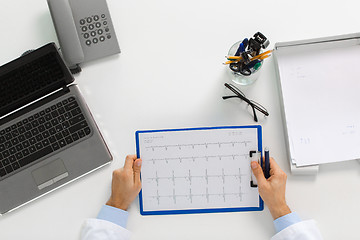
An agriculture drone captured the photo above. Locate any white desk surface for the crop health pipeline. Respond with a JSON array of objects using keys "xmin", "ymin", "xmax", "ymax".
[{"xmin": 1, "ymin": 0, "xmax": 360, "ymax": 239}]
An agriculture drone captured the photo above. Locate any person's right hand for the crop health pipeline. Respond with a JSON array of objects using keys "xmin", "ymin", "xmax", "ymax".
[
  {"xmin": 251, "ymin": 157, "xmax": 291, "ymax": 220},
  {"xmin": 106, "ymin": 155, "xmax": 142, "ymax": 211}
]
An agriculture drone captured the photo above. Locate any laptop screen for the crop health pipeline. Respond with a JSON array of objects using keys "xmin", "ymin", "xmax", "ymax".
[{"xmin": 0, "ymin": 43, "xmax": 74, "ymax": 117}]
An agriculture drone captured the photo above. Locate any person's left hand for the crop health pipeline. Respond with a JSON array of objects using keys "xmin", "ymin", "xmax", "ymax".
[{"xmin": 106, "ymin": 155, "xmax": 142, "ymax": 210}]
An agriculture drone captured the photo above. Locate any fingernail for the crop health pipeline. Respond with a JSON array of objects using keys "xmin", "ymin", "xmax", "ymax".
[
  {"xmin": 251, "ymin": 161, "xmax": 257, "ymax": 169},
  {"xmin": 136, "ymin": 160, "xmax": 142, "ymax": 167}
]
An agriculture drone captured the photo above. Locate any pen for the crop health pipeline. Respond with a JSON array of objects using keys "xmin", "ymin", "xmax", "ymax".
[
  {"xmin": 264, "ymin": 147, "xmax": 270, "ymax": 179},
  {"xmin": 224, "ymin": 55, "xmax": 270, "ymax": 65},
  {"xmin": 246, "ymin": 59, "xmax": 261, "ymax": 69},
  {"xmin": 234, "ymin": 38, "xmax": 248, "ymax": 56}
]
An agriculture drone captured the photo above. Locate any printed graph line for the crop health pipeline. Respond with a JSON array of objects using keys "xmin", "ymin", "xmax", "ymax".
[
  {"xmin": 146, "ymin": 154, "xmax": 249, "ymax": 164},
  {"xmin": 148, "ymin": 185, "xmax": 246, "ymax": 205},
  {"xmin": 146, "ymin": 168, "xmax": 247, "ymax": 186},
  {"xmin": 145, "ymin": 141, "xmax": 252, "ymax": 151}
]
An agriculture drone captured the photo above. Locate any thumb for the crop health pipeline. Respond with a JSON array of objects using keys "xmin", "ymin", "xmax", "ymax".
[
  {"xmin": 251, "ymin": 161, "xmax": 267, "ymax": 186},
  {"xmin": 133, "ymin": 158, "xmax": 142, "ymax": 187}
]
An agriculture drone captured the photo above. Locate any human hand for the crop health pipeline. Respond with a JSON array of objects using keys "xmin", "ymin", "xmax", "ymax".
[
  {"xmin": 251, "ymin": 157, "xmax": 291, "ymax": 220},
  {"xmin": 106, "ymin": 155, "xmax": 142, "ymax": 211}
]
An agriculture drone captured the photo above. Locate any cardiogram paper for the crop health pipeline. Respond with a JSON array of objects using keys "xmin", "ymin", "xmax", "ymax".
[{"xmin": 136, "ymin": 127, "xmax": 262, "ymax": 214}]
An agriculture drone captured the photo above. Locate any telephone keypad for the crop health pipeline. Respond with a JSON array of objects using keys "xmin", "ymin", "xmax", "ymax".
[{"xmin": 79, "ymin": 13, "xmax": 113, "ymax": 47}]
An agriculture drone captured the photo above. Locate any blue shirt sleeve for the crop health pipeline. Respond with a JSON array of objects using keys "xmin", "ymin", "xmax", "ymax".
[
  {"xmin": 273, "ymin": 212, "xmax": 302, "ymax": 233},
  {"xmin": 96, "ymin": 205, "xmax": 129, "ymax": 228}
]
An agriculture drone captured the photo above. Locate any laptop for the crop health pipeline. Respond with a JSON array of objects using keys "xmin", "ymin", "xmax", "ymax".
[{"xmin": 0, "ymin": 43, "xmax": 112, "ymax": 215}]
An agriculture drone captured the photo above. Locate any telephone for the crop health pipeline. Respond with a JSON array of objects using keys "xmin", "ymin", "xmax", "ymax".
[{"xmin": 47, "ymin": 0, "xmax": 120, "ymax": 73}]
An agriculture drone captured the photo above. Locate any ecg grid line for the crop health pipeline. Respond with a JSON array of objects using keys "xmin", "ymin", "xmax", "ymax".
[
  {"xmin": 146, "ymin": 168, "xmax": 247, "ymax": 186},
  {"xmin": 145, "ymin": 154, "xmax": 249, "ymax": 164},
  {"xmin": 149, "ymin": 185, "xmax": 245, "ymax": 205},
  {"xmin": 145, "ymin": 140, "xmax": 252, "ymax": 151},
  {"xmin": 146, "ymin": 168, "xmax": 248, "ymax": 204}
]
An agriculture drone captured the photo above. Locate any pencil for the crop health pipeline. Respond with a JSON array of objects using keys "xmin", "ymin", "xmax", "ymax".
[
  {"xmin": 226, "ymin": 49, "xmax": 273, "ymax": 61},
  {"xmin": 256, "ymin": 54, "xmax": 271, "ymax": 60},
  {"xmin": 252, "ymin": 50, "xmax": 273, "ymax": 59},
  {"xmin": 226, "ymin": 56, "xmax": 242, "ymax": 60},
  {"xmin": 223, "ymin": 60, "xmax": 239, "ymax": 65}
]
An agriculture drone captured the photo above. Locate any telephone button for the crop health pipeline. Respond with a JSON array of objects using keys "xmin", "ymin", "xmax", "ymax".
[
  {"xmin": 107, "ymin": 35, "xmax": 111, "ymax": 39},
  {"xmin": 93, "ymin": 38, "xmax": 98, "ymax": 44},
  {"xmin": 103, "ymin": 21, "xmax": 108, "ymax": 25},
  {"xmin": 89, "ymin": 24, "xmax": 94, "ymax": 30},
  {"xmin": 95, "ymin": 22, "xmax": 101, "ymax": 28},
  {"xmin": 86, "ymin": 17, "xmax": 92, "ymax": 23},
  {"xmin": 100, "ymin": 36, "xmax": 105, "ymax": 42},
  {"xmin": 101, "ymin": 14, "xmax": 106, "ymax": 18},
  {"xmin": 81, "ymin": 26, "xmax": 87, "ymax": 32},
  {"xmin": 105, "ymin": 28, "xmax": 109, "ymax": 32},
  {"xmin": 85, "ymin": 40, "xmax": 91, "ymax": 46},
  {"xmin": 80, "ymin": 19, "xmax": 86, "ymax": 25},
  {"xmin": 94, "ymin": 15, "xmax": 99, "ymax": 21},
  {"xmin": 90, "ymin": 31, "xmax": 96, "ymax": 37},
  {"xmin": 97, "ymin": 29, "xmax": 103, "ymax": 35},
  {"xmin": 83, "ymin": 33, "xmax": 90, "ymax": 39}
]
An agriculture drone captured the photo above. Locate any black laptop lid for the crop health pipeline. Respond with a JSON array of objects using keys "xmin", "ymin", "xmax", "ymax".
[{"xmin": 0, "ymin": 43, "xmax": 74, "ymax": 117}]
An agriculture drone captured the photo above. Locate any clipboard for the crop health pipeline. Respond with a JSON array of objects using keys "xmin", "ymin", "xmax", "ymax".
[{"xmin": 135, "ymin": 125, "xmax": 264, "ymax": 215}]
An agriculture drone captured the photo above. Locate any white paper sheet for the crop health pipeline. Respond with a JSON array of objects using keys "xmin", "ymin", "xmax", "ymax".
[
  {"xmin": 277, "ymin": 45, "xmax": 360, "ymax": 166},
  {"xmin": 137, "ymin": 127, "xmax": 261, "ymax": 213}
]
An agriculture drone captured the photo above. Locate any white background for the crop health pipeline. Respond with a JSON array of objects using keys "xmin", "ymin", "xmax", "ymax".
[{"xmin": 0, "ymin": 0, "xmax": 360, "ymax": 239}]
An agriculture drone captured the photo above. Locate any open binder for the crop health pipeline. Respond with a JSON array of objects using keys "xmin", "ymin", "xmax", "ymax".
[{"xmin": 274, "ymin": 32, "xmax": 360, "ymax": 174}]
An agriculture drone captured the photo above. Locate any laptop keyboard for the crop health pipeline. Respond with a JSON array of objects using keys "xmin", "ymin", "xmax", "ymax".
[{"xmin": 0, "ymin": 96, "xmax": 91, "ymax": 178}]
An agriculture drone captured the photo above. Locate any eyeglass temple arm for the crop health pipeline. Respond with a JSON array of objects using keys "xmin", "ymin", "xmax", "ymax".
[{"xmin": 222, "ymin": 95, "xmax": 269, "ymax": 116}]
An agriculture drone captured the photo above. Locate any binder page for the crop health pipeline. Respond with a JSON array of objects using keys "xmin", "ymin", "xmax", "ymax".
[
  {"xmin": 277, "ymin": 45, "xmax": 360, "ymax": 166},
  {"xmin": 137, "ymin": 127, "xmax": 261, "ymax": 214}
]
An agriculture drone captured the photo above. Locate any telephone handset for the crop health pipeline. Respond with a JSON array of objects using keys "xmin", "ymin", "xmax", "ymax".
[{"xmin": 47, "ymin": 0, "xmax": 120, "ymax": 72}]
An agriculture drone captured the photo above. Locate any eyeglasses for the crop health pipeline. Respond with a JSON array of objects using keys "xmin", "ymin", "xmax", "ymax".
[{"xmin": 222, "ymin": 83, "xmax": 269, "ymax": 122}]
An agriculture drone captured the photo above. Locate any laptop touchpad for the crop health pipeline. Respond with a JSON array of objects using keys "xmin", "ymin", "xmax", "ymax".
[{"xmin": 32, "ymin": 159, "xmax": 69, "ymax": 190}]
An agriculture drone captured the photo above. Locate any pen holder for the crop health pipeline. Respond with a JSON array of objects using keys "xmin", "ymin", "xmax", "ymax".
[{"xmin": 227, "ymin": 40, "xmax": 263, "ymax": 85}]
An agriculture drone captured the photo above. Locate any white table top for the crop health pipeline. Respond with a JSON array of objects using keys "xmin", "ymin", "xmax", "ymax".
[{"xmin": 1, "ymin": 0, "xmax": 360, "ymax": 239}]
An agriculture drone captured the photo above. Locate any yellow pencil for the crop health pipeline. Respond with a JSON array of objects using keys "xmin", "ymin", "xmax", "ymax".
[
  {"xmin": 223, "ymin": 60, "xmax": 239, "ymax": 65},
  {"xmin": 224, "ymin": 49, "xmax": 273, "ymax": 64},
  {"xmin": 256, "ymin": 54, "xmax": 271, "ymax": 60},
  {"xmin": 224, "ymin": 55, "xmax": 271, "ymax": 64},
  {"xmin": 226, "ymin": 56, "xmax": 242, "ymax": 60},
  {"xmin": 251, "ymin": 49, "xmax": 273, "ymax": 59},
  {"xmin": 226, "ymin": 49, "xmax": 273, "ymax": 61}
]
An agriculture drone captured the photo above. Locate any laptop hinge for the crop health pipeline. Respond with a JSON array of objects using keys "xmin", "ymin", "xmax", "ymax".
[
  {"xmin": 0, "ymin": 87, "xmax": 70, "ymax": 125},
  {"xmin": 62, "ymin": 86, "xmax": 70, "ymax": 93}
]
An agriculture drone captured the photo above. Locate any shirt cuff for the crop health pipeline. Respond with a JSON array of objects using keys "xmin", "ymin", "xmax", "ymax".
[
  {"xmin": 96, "ymin": 205, "xmax": 129, "ymax": 228},
  {"xmin": 273, "ymin": 212, "xmax": 302, "ymax": 233}
]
